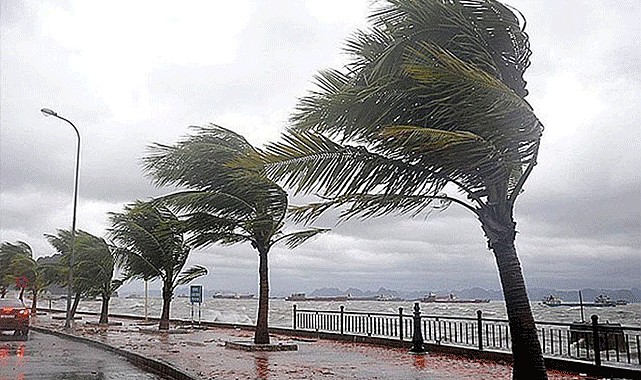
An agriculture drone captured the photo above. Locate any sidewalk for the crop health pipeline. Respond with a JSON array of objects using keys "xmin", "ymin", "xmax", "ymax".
[{"xmin": 32, "ymin": 313, "xmax": 602, "ymax": 380}]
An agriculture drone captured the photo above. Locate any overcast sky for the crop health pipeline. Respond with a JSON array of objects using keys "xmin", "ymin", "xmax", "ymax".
[{"xmin": 1, "ymin": 0, "xmax": 639, "ymax": 296}]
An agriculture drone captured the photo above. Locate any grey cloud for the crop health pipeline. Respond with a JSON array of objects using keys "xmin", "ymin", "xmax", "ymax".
[{"xmin": 1, "ymin": 0, "xmax": 639, "ymax": 295}]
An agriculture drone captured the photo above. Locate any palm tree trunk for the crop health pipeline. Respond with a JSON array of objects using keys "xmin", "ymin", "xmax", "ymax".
[
  {"xmin": 254, "ymin": 248, "xmax": 270, "ymax": 344},
  {"xmin": 70, "ymin": 291, "xmax": 81, "ymax": 320},
  {"xmin": 159, "ymin": 285, "xmax": 172, "ymax": 330},
  {"xmin": 492, "ymin": 239, "xmax": 547, "ymax": 379},
  {"xmin": 480, "ymin": 206, "xmax": 547, "ymax": 380},
  {"xmin": 30, "ymin": 289, "xmax": 38, "ymax": 315},
  {"xmin": 99, "ymin": 294, "xmax": 110, "ymax": 324}
]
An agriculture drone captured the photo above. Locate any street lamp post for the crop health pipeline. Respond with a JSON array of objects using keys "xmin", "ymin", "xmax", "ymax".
[{"xmin": 41, "ymin": 108, "xmax": 80, "ymax": 329}]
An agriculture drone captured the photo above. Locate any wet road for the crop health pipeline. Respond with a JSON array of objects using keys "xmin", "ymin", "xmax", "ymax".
[{"xmin": 0, "ymin": 331, "xmax": 164, "ymax": 380}]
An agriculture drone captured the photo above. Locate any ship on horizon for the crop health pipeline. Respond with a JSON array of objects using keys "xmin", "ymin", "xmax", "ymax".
[
  {"xmin": 421, "ymin": 293, "xmax": 490, "ymax": 304},
  {"xmin": 285, "ymin": 293, "xmax": 403, "ymax": 302},
  {"xmin": 212, "ymin": 293, "xmax": 255, "ymax": 300},
  {"xmin": 541, "ymin": 294, "xmax": 626, "ymax": 307}
]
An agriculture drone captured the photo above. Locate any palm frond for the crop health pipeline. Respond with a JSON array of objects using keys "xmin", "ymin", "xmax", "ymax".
[
  {"xmin": 109, "ymin": 201, "xmax": 193, "ymax": 284},
  {"xmin": 369, "ymin": 0, "xmax": 531, "ymax": 96},
  {"xmin": 143, "ymin": 124, "xmax": 259, "ymax": 190},
  {"xmin": 259, "ymin": 130, "xmax": 449, "ymax": 198},
  {"xmin": 175, "ymin": 265, "xmax": 208, "ymax": 287},
  {"xmin": 273, "ymin": 228, "xmax": 330, "ymax": 249},
  {"xmin": 109, "ymin": 279, "xmax": 124, "ymax": 293},
  {"xmin": 153, "ymin": 190, "xmax": 257, "ymax": 220},
  {"xmin": 144, "ymin": 125, "xmax": 293, "ymax": 251},
  {"xmin": 288, "ymin": 191, "xmax": 470, "ymax": 224}
]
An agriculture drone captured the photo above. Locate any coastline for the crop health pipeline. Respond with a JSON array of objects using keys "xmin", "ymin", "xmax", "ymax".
[{"xmin": 28, "ymin": 310, "xmax": 638, "ymax": 380}]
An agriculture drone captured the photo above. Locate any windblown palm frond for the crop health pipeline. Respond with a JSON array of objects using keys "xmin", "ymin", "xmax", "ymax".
[
  {"xmin": 109, "ymin": 201, "xmax": 191, "ymax": 285},
  {"xmin": 252, "ymin": 130, "xmax": 448, "ymax": 198},
  {"xmin": 44, "ymin": 230, "xmax": 73, "ymax": 256},
  {"xmin": 367, "ymin": 0, "xmax": 531, "ymax": 96},
  {"xmin": 143, "ymin": 125, "xmax": 257, "ymax": 189},
  {"xmin": 273, "ymin": 228, "xmax": 330, "ymax": 249},
  {"xmin": 288, "ymin": 192, "xmax": 457, "ymax": 224},
  {"xmin": 145, "ymin": 125, "xmax": 289, "ymax": 232},
  {"xmin": 175, "ymin": 265, "xmax": 208, "ymax": 287},
  {"xmin": 261, "ymin": 0, "xmax": 541, "ymax": 221}
]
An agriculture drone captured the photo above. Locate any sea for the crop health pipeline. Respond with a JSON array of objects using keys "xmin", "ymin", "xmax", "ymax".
[{"xmin": 42, "ymin": 297, "xmax": 641, "ymax": 328}]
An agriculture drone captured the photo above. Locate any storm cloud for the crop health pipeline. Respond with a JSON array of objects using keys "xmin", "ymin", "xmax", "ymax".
[{"xmin": 1, "ymin": 0, "xmax": 639, "ymax": 295}]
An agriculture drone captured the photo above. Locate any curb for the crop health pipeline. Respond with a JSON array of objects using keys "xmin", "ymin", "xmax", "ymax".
[{"xmin": 31, "ymin": 326, "xmax": 198, "ymax": 380}]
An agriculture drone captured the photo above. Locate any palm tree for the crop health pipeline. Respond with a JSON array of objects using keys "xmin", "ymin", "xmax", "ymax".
[
  {"xmin": 0, "ymin": 241, "xmax": 54, "ymax": 313},
  {"xmin": 0, "ymin": 241, "xmax": 28, "ymax": 298},
  {"xmin": 44, "ymin": 229, "xmax": 86, "ymax": 320},
  {"xmin": 252, "ymin": 0, "xmax": 545, "ymax": 377},
  {"xmin": 143, "ymin": 125, "xmax": 328, "ymax": 344},
  {"xmin": 109, "ymin": 201, "xmax": 208, "ymax": 330},
  {"xmin": 45, "ymin": 230, "xmax": 99, "ymax": 320},
  {"xmin": 73, "ymin": 232, "xmax": 123, "ymax": 324}
]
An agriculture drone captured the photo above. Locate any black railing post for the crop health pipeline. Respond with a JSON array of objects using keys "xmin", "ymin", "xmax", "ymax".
[
  {"xmin": 293, "ymin": 304, "xmax": 297, "ymax": 330},
  {"xmin": 399, "ymin": 307, "xmax": 404, "ymax": 341},
  {"xmin": 340, "ymin": 305, "xmax": 344, "ymax": 335},
  {"xmin": 591, "ymin": 314, "xmax": 601, "ymax": 367},
  {"xmin": 477, "ymin": 310, "xmax": 483, "ymax": 351},
  {"xmin": 410, "ymin": 302, "xmax": 426, "ymax": 354}
]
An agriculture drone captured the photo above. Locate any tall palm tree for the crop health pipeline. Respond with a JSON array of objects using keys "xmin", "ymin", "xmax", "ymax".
[
  {"xmin": 45, "ymin": 230, "xmax": 101, "ymax": 320},
  {"xmin": 143, "ymin": 125, "xmax": 328, "ymax": 344},
  {"xmin": 109, "ymin": 201, "xmax": 208, "ymax": 330},
  {"xmin": 73, "ymin": 232, "xmax": 123, "ymax": 324},
  {"xmin": 252, "ymin": 0, "xmax": 545, "ymax": 377}
]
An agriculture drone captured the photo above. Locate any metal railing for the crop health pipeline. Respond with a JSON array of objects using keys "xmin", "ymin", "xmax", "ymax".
[{"xmin": 292, "ymin": 304, "xmax": 641, "ymax": 369}]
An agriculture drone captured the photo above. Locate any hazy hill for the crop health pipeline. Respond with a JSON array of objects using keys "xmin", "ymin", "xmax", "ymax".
[{"xmin": 303, "ymin": 287, "xmax": 640, "ymax": 303}]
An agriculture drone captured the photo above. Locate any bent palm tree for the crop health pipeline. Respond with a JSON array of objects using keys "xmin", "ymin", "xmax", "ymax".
[
  {"xmin": 45, "ymin": 229, "xmax": 106, "ymax": 320},
  {"xmin": 143, "ymin": 125, "xmax": 328, "ymax": 344},
  {"xmin": 0, "ymin": 241, "xmax": 53, "ymax": 312},
  {"xmin": 253, "ymin": 0, "xmax": 545, "ymax": 377},
  {"xmin": 109, "ymin": 201, "xmax": 207, "ymax": 330},
  {"xmin": 0, "ymin": 241, "xmax": 31, "ymax": 298},
  {"xmin": 73, "ymin": 232, "xmax": 123, "ymax": 324}
]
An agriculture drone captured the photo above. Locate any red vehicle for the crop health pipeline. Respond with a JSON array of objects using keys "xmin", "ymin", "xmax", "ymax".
[{"xmin": 0, "ymin": 298, "xmax": 30, "ymax": 338}]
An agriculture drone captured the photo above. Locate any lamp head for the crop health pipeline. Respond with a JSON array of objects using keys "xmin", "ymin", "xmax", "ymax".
[{"xmin": 40, "ymin": 108, "xmax": 58, "ymax": 117}]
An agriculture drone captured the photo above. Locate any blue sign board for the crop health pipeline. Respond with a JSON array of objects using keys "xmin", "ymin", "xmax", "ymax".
[{"xmin": 190, "ymin": 285, "xmax": 203, "ymax": 304}]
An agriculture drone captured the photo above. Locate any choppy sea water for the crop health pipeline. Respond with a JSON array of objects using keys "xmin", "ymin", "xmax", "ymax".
[{"xmin": 43, "ymin": 297, "xmax": 641, "ymax": 328}]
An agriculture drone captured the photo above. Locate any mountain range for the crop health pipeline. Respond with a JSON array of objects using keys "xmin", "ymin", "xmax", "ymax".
[{"xmin": 306, "ymin": 286, "xmax": 641, "ymax": 303}]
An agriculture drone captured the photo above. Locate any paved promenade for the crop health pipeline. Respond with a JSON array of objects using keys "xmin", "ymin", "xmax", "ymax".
[
  {"xmin": 31, "ymin": 313, "xmax": 604, "ymax": 380},
  {"xmin": 0, "ymin": 330, "xmax": 163, "ymax": 379}
]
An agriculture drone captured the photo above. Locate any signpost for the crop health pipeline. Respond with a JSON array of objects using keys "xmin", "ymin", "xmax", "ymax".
[{"xmin": 190, "ymin": 285, "xmax": 203, "ymax": 326}]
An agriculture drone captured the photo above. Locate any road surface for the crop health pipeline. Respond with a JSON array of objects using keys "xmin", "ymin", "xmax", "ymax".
[{"xmin": 0, "ymin": 331, "xmax": 164, "ymax": 379}]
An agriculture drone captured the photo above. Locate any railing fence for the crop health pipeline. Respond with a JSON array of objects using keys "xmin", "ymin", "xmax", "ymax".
[{"xmin": 293, "ymin": 303, "xmax": 641, "ymax": 369}]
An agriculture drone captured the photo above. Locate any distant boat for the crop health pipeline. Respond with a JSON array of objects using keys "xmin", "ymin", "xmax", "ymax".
[
  {"xmin": 285, "ymin": 293, "xmax": 348, "ymax": 302},
  {"xmin": 541, "ymin": 294, "xmax": 563, "ymax": 306},
  {"xmin": 541, "ymin": 294, "xmax": 617, "ymax": 307},
  {"xmin": 212, "ymin": 293, "xmax": 255, "ymax": 300},
  {"xmin": 421, "ymin": 293, "xmax": 490, "ymax": 304},
  {"xmin": 593, "ymin": 294, "xmax": 617, "ymax": 307},
  {"xmin": 284, "ymin": 293, "xmax": 404, "ymax": 302},
  {"xmin": 375, "ymin": 294, "xmax": 404, "ymax": 302}
]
